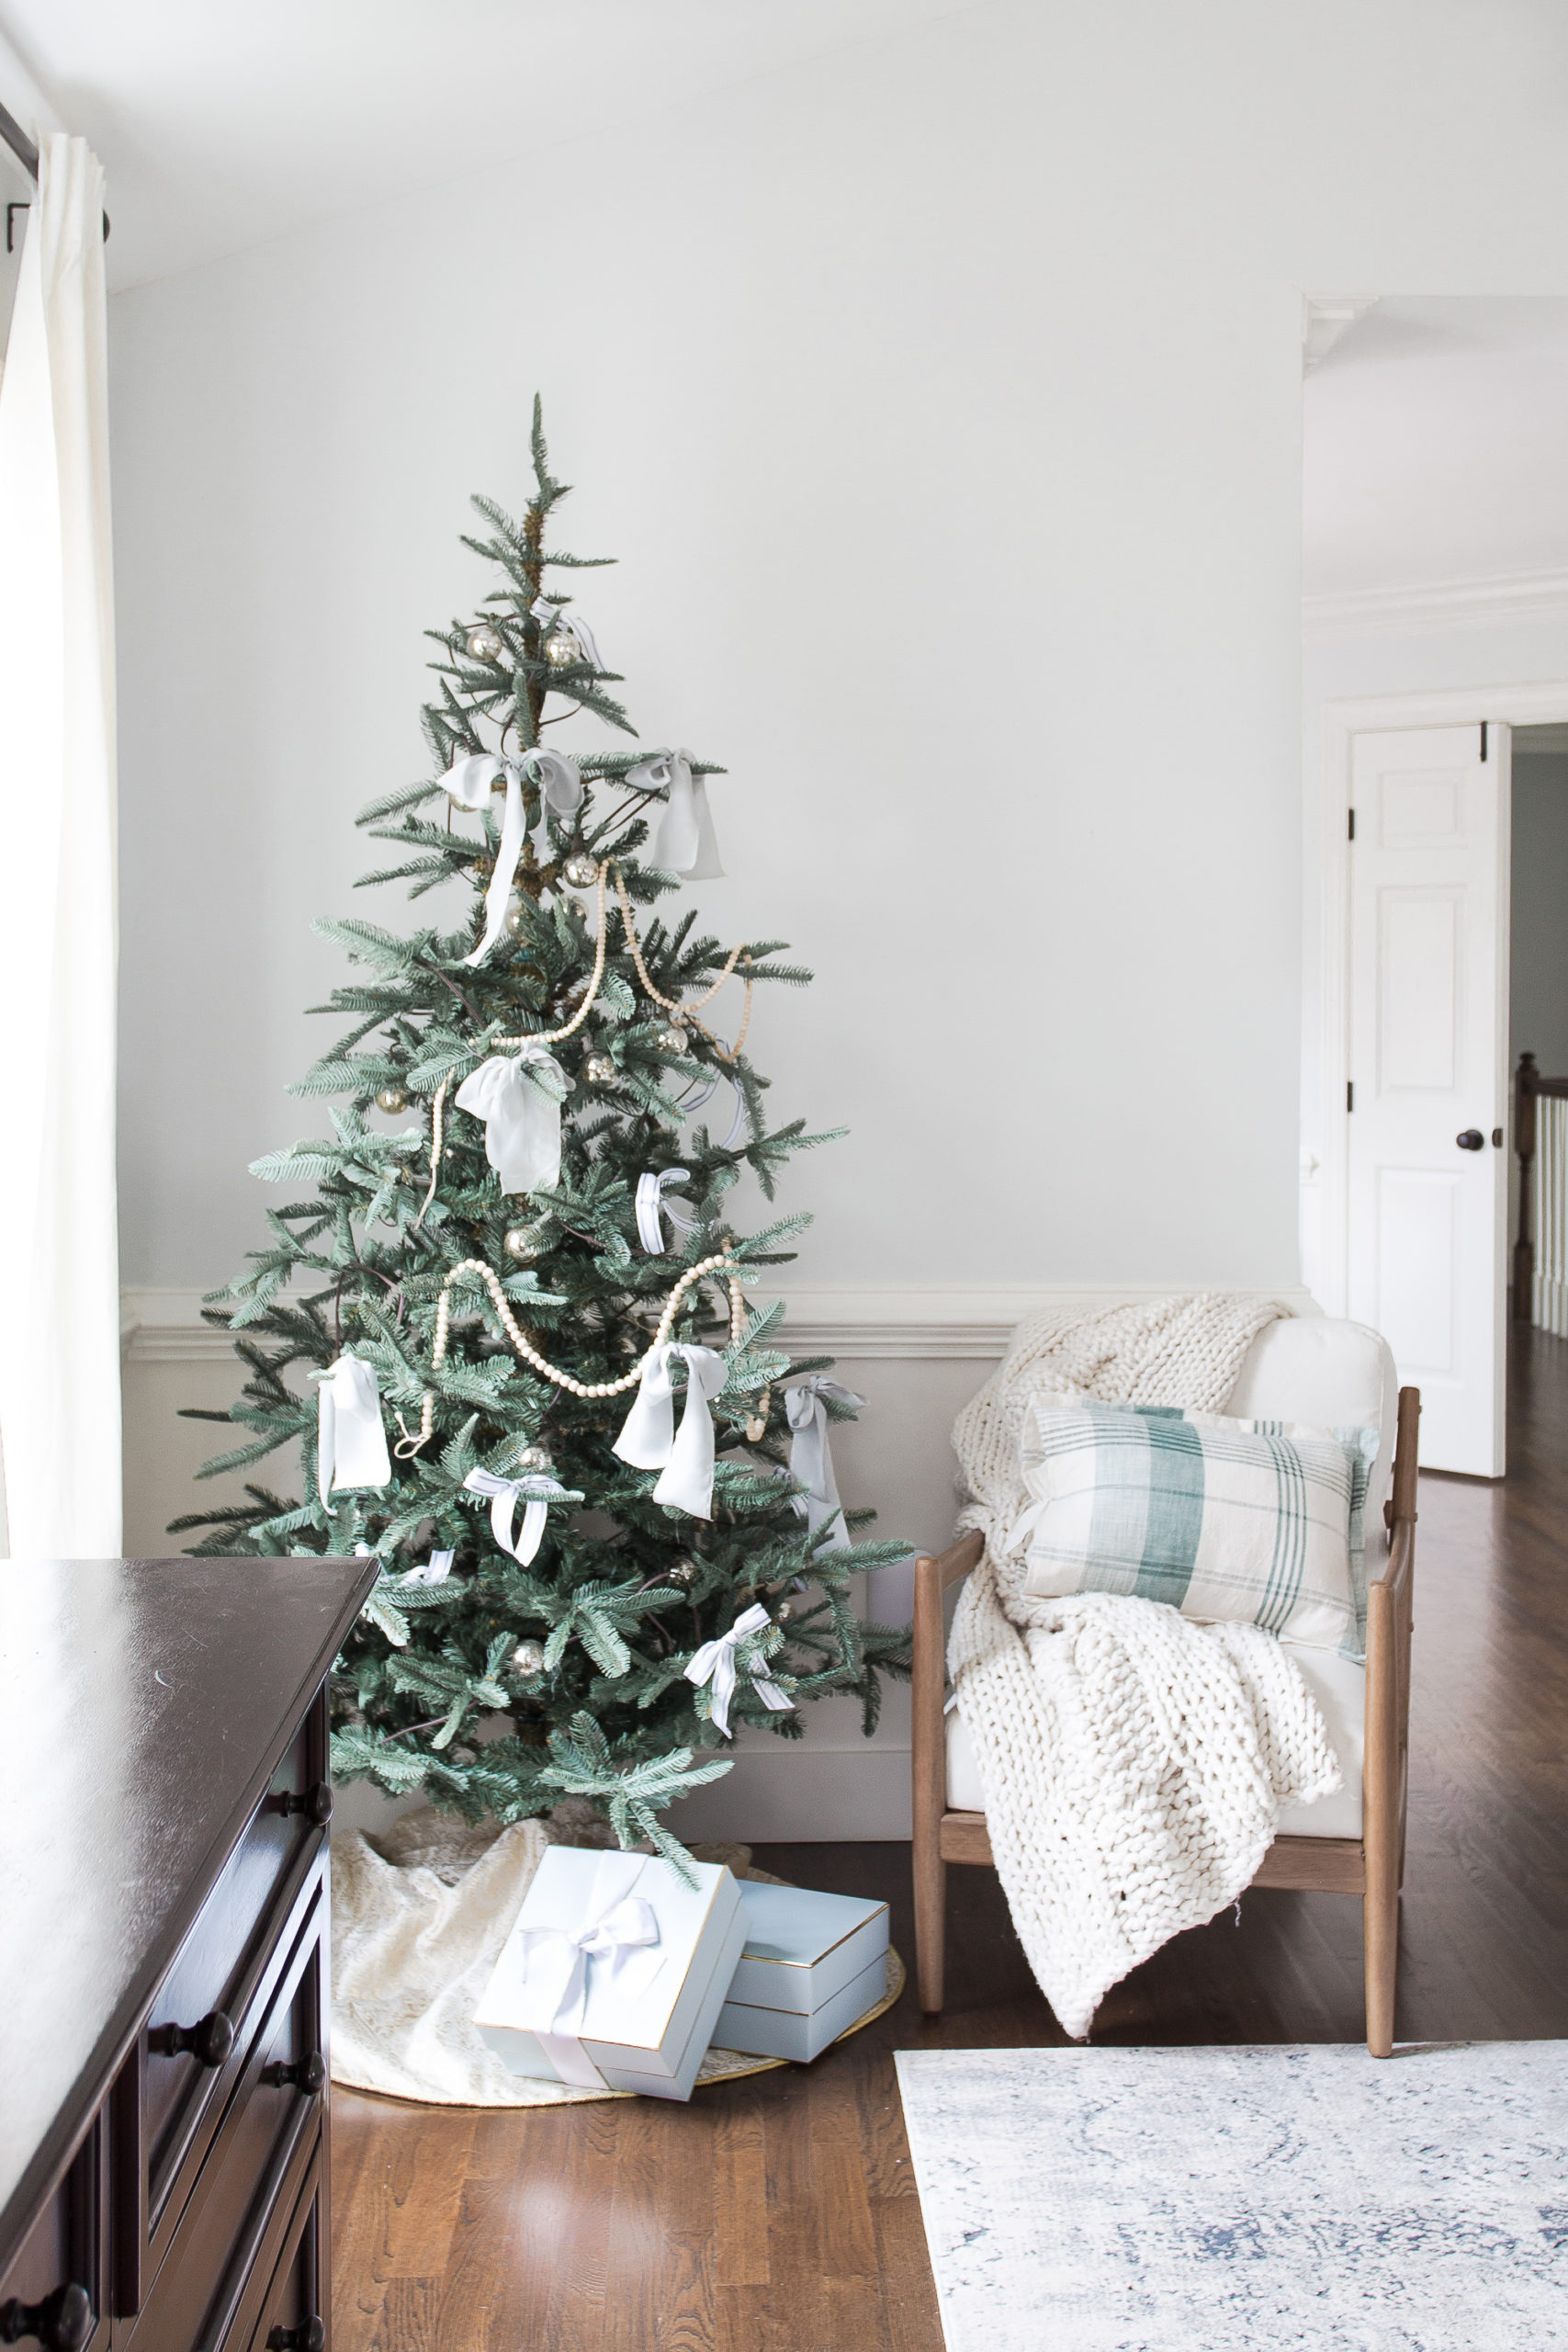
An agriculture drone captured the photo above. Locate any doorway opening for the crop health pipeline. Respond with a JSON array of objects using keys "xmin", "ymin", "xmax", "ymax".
[{"xmin": 1302, "ymin": 298, "xmax": 1568, "ymax": 1476}]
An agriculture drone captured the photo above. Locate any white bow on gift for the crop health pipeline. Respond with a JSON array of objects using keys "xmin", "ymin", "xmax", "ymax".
[
  {"xmin": 440, "ymin": 749, "xmax": 584, "ymax": 963},
  {"xmin": 464, "ymin": 1467, "xmax": 575, "ymax": 1566},
  {"xmin": 454, "ymin": 1045, "xmax": 570, "ymax": 1194},
  {"xmin": 684, "ymin": 1602, "xmax": 795, "ymax": 1739},
  {"xmin": 312, "ymin": 1353, "xmax": 391, "ymax": 1497},
  {"xmin": 515, "ymin": 1851, "xmax": 664, "ymax": 2088},
  {"xmin": 612, "ymin": 1343, "xmax": 728, "ymax": 1517},
  {"xmin": 628, "ymin": 748, "xmax": 725, "ymax": 881},
  {"xmin": 531, "ymin": 595, "xmax": 605, "ymax": 675},
  {"xmin": 635, "ymin": 1168, "xmax": 699, "ymax": 1255},
  {"xmin": 785, "ymin": 1377, "xmax": 865, "ymax": 1554}
]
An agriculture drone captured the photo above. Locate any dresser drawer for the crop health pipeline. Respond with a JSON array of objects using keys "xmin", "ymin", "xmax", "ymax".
[
  {"xmin": 141, "ymin": 1707, "xmax": 329, "ymax": 2239},
  {"xmin": 242, "ymin": 2168, "xmax": 324, "ymax": 2352},
  {"xmin": 0, "ymin": 2117, "xmax": 109, "ymax": 2352},
  {"xmin": 120, "ymin": 1886, "xmax": 325, "ymax": 2352}
]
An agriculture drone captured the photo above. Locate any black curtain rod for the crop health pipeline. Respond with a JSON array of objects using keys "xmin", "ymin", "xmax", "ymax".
[{"xmin": 0, "ymin": 96, "xmax": 110, "ymax": 239}]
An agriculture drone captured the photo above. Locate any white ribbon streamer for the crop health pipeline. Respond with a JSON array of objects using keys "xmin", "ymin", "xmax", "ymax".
[
  {"xmin": 611, "ymin": 1342, "xmax": 728, "ymax": 1517},
  {"xmin": 531, "ymin": 596, "xmax": 605, "ymax": 674},
  {"xmin": 454, "ymin": 1045, "xmax": 569, "ymax": 1193},
  {"xmin": 441, "ymin": 752, "xmax": 526, "ymax": 965},
  {"xmin": 464, "ymin": 1467, "xmax": 574, "ymax": 1566},
  {"xmin": 400, "ymin": 1548, "xmax": 454, "ymax": 1587},
  {"xmin": 514, "ymin": 1851, "xmax": 663, "ymax": 2087},
  {"xmin": 684, "ymin": 1601, "xmax": 795, "ymax": 1738},
  {"xmin": 784, "ymin": 1377, "xmax": 866, "ymax": 1553},
  {"xmin": 312, "ymin": 1353, "xmax": 391, "ymax": 1497},
  {"xmin": 628, "ymin": 748, "xmax": 725, "ymax": 880},
  {"xmin": 635, "ymin": 1168, "xmax": 699, "ymax": 1254},
  {"xmin": 525, "ymin": 747, "xmax": 584, "ymax": 861}
]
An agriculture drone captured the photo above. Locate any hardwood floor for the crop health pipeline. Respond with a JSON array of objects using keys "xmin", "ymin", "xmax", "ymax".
[{"xmin": 332, "ymin": 1327, "xmax": 1568, "ymax": 2350}]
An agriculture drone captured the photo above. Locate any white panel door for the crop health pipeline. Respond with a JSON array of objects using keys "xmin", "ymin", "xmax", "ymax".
[{"xmin": 1347, "ymin": 723, "xmax": 1509, "ymax": 1476}]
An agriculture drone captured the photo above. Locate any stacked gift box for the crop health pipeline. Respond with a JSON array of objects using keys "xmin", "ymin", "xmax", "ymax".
[{"xmin": 474, "ymin": 1847, "xmax": 892, "ymax": 2101}]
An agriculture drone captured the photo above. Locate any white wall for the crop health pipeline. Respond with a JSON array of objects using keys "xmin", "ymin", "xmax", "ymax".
[{"xmin": 110, "ymin": 1, "xmax": 1568, "ymax": 1830}]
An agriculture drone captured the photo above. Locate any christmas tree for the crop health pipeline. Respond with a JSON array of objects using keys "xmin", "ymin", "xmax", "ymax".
[{"xmin": 175, "ymin": 402, "xmax": 908, "ymax": 1868}]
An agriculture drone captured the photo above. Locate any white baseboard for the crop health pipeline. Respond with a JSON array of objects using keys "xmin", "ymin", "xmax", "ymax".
[{"xmin": 122, "ymin": 1281, "xmax": 1318, "ymax": 1364}]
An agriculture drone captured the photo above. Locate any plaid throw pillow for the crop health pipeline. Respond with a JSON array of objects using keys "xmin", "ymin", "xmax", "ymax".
[{"xmin": 1013, "ymin": 1395, "xmax": 1378, "ymax": 1657}]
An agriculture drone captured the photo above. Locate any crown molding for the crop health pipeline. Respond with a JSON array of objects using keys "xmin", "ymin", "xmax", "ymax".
[
  {"xmin": 1303, "ymin": 567, "xmax": 1568, "ymax": 642},
  {"xmin": 121, "ymin": 1282, "xmax": 1317, "ymax": 1367}
]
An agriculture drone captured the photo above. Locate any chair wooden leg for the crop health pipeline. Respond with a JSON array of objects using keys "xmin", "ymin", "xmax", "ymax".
[
  {"xmin": 914, "ymin": 1825, "xmax": 946, "ymax": 2014},
  {"xmin": 1364, "ymin": 1882, "xmax": 1398, "ymax": 2058}
]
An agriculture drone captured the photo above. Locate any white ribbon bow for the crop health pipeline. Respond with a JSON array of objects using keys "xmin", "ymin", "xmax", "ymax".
[
  {"xmin": 684, "ymin": 1601, "xmax": 795, "ymax": 1738},
  {"xmin": 312, "ymin": 1353, "xmax": 391, "ymax": 1498},
  {"xmin": 400, "ymin": 1548, "xmax": 453, "ymax": 1587},
  {"xmin": 785, "ymin": 1377, "xmax": 865, "ymax": 1553},
  {"xmin": 635, "ymin": 1168, "xmax": 699, "ymax": 1254},
  {"xmin": 628, "ymin": 748, "xmax": 725, "ymax": 880},
  {"xmin": 612, "ymin": 1342, "xmax": 728, "ymax": 1518},
  {"xmin": 440, "ymin": 748, "xmax": 584, "ymax": 963},
  {"xmin": 515, "ymin": 1851, "xmax": 663, "ymax": 2086},
  {"xmin": 531, "ymin": 596, "xmax": 605, "ymax": 674},
  {"xmin": 464, "ymin": 1467, "xmax": 574, "ymax": 1566},
  {"xmin": 454, "ymin": 1044, "xmax": 569, "ymax": 1194}
]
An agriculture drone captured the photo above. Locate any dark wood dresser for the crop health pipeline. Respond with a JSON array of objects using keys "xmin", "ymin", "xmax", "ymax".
[{"xmin": 0, "ymin": 1558, "xmax": 376, "ymax": 2352}]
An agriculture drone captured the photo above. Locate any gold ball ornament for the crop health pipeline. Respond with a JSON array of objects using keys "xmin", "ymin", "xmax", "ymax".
[
  {"xmin": 513, "ymin": 1444, "xmax": 555, "ymax": 1476},
  {"xmin": 503, "ymin": 897, "xmax": 528, "ymax": 937},
  {"xmin": 776, "ymin": 1600, "xmax": 794, "ymax": 1622},
  {"xmin": 375, "ymin": 1086, "xmax": 409, "ymax": 1114},
  {"xmin": 654, "ymin": 1024, "xmax": 689, "ymax": 1057},
  {"xmin": 668, "ymin": 1557, "xmax": 696, "ymax": 1585},
  {"xmin": 582, "ymin": 1054, "xmax": 619, "ymax": 1087},
  {"xmin": 510, "ymin": 1638, "xmax": 547, "ymax": 1678},
  {"xmin": 465, "ymin": 623, "xmax": 505, "ymax": 662},
  {"xmin": 560, "ymin": 851, "xmax": 599, "ymax": 890},
  {"xmin": 545, "ymin": 632, "xmax": 577, "ymax": 669},
  {"xmin": 504, "ymin": 1225, "xmax": 542, "ymax": 1260}
]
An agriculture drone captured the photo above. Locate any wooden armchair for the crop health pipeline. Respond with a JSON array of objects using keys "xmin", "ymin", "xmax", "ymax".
[{"xmin": 911, "ymin": 1378, "xmax": 1419, "ymax": 2057}]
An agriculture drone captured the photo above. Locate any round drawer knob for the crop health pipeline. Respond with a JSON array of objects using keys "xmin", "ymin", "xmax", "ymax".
[
  {"xmin": 149, "ymin": 2008, "xmax": 234, "ymax": 2068},
  {"xmin": 276, "ymin": 1781, "xmax": 333, "ymax": 1826},
  {"xmin": 263, "ymin": 2050, "xmax": 326, "ymax": 2097},
  {"xmin": 0, "ymin": 2283, "xmax": 93, "ymax": 2350},
  {"xmin": 265, "ymin": 2320, "xmax": 324, "ymax": 2351}
]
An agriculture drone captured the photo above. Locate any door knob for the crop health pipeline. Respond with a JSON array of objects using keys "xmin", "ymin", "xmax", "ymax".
[{"xmin": 1456, "ymin": 1129, "xmax": 1484, "ymax": 1151}]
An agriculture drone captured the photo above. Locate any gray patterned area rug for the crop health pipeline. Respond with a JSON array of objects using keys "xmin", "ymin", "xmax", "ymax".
[{"xmin": 895, "ymin": 2042, "xmax": 1568, "ymax": 2351}]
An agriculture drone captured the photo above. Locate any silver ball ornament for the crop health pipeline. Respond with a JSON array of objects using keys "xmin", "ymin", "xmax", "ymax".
[
  {"xmin": 561, "ymin": 851, "xmax": 599, "ymax": 889},
  {"xmin": 544, "ymin": 631, "xmax": 577, "ymax": 669},
  {"xmin": 375, "ymin": 1085, "xmax": 409, "ymax": 1114},
  {"xmin": 582, "ymin": 1054, "xmax": 619, "ymax": 1087},
  {"xmin": 513, "ymin": 1444, "xmax": 555, "ymax": 1476},
  {"xmin": 510, "ymin": 1638, "xmax": 547, "ymax": 1678},
  {"xmin": 504, "ymin": 1225, "xmax": 541, "ymax": 1260},
  {"xmin": 776, "ymin": 1600, "xmax": 794, "ymax": 1622},
  {"xmin": 465, "ymin": 623, "xmax": 505, "ymax": 662},
  {"xmin": 668, "ymin": 1557, "xmax": 696, "ymax": 1585},
  {"xmin": 654, "ymin": 1023, "xmax": 689, "ymax": 1056}
]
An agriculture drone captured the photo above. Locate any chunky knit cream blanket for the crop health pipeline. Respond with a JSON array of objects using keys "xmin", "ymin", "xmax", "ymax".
[{"xmin": 949, "ymin": 1295, "xmax": 1343, "ymax": 2039}]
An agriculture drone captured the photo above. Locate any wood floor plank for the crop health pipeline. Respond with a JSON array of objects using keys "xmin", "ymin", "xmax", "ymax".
[{"xmin": 330, "ymin": 1324, "xmax": 1568, "ymax": 2352}]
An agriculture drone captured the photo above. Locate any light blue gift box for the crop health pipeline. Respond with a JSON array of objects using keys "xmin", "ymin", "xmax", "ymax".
[
  {"xmin": 473, "ymin": 1847, "xmax": 746, "ymax": 2102},
  {"xmin": 714, "ymin": 1882, "xmax": 890, "ymax": 2064}
]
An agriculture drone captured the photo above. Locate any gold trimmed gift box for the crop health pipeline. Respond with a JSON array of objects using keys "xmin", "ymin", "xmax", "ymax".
[{"xmin": 714, "ymin": 1883, "xmax": 890, "ymax": 2064}]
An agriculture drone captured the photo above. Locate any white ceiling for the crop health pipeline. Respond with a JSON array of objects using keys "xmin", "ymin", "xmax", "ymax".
[
  {"xmin": 0, "ymin": 0, "xmax": 966, "ymax": 290},
  {"xmin": 1303, "ymin": 297, "xmax": 1568, "ymax": 601}
]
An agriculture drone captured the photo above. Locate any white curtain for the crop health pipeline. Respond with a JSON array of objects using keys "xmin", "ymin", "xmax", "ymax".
[{"xmin": 0, "ymin": 135, "xmax": 120, "ymax": 1558}]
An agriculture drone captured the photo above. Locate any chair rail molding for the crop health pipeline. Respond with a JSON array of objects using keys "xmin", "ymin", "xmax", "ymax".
[
  {"xmin": 121, "ymin": 1282, "xmax": 1319, "ymax": 1365},
  {"xmin": 1303, "ymin": 567, "xmax": 1568, "ymax": 641}
]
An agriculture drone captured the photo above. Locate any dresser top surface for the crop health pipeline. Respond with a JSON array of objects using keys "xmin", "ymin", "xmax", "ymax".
[{"xmin": 0, "ymin": 1555, "xmax": 374, "ymax": 2247}]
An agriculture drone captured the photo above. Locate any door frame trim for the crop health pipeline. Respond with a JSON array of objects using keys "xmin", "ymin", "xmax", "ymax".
[{"xmin": 1317, "ymin": 682, "xmax": 1568, "ymax": 1323}]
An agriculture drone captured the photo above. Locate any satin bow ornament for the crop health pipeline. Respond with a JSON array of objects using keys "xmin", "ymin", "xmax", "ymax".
[
  {"xmin": 312, "ymin": 1353, "xmax": 392, "ymax": 1497},
  {"xmin": 514, "ymin": 1851, "xmax": 663, "ymax": 2088},
  {"xmin": 464, "ymin": 1467, "xmax": 577, "ymax": 1566},
  {"xmin": 612, "ymin": 1343, "xmax": 728, "ymax": 1517},
  {"xmin": 531, "ymin": 596, "xmax": 605, "ymax": 674},
  {"xmin": 440, "ymin": 749, "xmax": 584, "ymax": 963},
  {"xmin": 635, "ymin": 1168, "xmax": 699, "ymax": 1255},
  {"xmin": 454, "ymin": 1045, "xmax": 569, "ymax": 1193},
  {"xmin": 684, "ymin": 1602, "xmax": 795, "ymax": 1739},
  {"xmin": 785, "ymin": 1377, "xmax": 865, "ymax": 1553},
  {"xmin": 400, "ymin": 1549, "xmax": 454, "ymax": 1588},
  {"xmin": 628, "ymin": 748, "xmax": 725, "ymax": 881}
]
